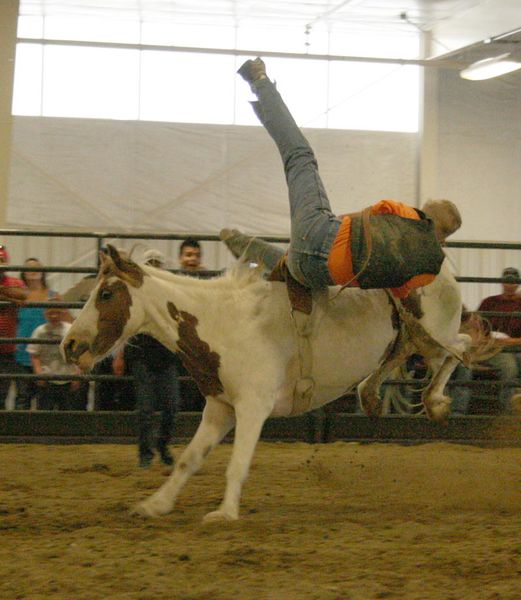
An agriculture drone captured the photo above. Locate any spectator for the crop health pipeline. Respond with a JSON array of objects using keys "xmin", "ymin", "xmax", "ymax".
[
  {"xmin": 27, "ymin": 301, "xmax": 82, "ymax": 410},
  {"xmin": 477, "ymin": 268, "xmax": 521, "ymax": 414},
  {"xmin": 448, "ymin": 310, "xmax": 476, "ymax": 416},
  {"xmin": 0, "ymin": 246, "xmax": 27, "ymax": 410},
  {"xmin": 124, "ymin": 249, "xmax": 183, "ymax": 468},
  {"xmin": 15, "ymin": 258, "xmax": 61, "ymax": 410},
  {"xmin": 176, "ymin": 239, "xmax": 206, "ymax": 411},
  {"xmin": 179, "ymin": 238, "xmax": 205, "ymax": 273},
  {"xmin": 143, "ymin": 249, "xmax": 166, "ymax": 269},
  {"xmin": 478, "ymin": 267, "xmax": 521, "ymax": 337},
  {"xmin": 92, "ymin": 354, "xmax": 135, "ymax": 411}
]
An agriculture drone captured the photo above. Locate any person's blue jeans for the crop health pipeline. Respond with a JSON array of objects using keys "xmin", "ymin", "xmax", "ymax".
[
  {"xmin": 251, "ymin": 78, "xmax": 341, "ymax": 289},
  {"xmin": 0, "ymin": 354, "xmax": 18, "ymax": 410},
  {"xmin": 482, "ymin": 351, "xmax": 519, "ymax": 414},
  {"xmin": 449, "ymin": 363, "xmax": 472, "ymax": 415},
  {"xmin": 130, "ymin": 357, "xmax": 180, "ymax": 458}
]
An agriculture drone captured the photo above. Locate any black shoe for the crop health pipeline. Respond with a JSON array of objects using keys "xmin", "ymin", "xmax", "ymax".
[
  {"xmin": 159, "ymin": 446, "xmax": 174, "ymax": 466},
  {"xmin": 139, "ymin": 453, "xmax": 153, "ymax": 469},
  {"xmin": 237, "ymin": 58, "xmax": 267, "ymax": 85}
]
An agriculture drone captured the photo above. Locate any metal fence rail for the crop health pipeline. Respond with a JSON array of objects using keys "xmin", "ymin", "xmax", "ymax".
[
  {"xmin": 0, "ymin": 229, "xmax": 519, "ymax": 443},
  {"xmin": 0, "ymin": 411, "xmax": 519, "ymax": 446}
]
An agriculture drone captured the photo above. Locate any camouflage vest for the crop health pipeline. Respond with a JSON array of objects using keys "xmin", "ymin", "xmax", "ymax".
[{"xmin": 350, "ymin": 210, "xmax": 445, "ymax": 289}]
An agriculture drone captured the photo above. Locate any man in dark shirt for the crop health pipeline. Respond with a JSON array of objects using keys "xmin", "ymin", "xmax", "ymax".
[
  {"xmin": 478, "ymin": 267, "xmax": 521, "ymax": 338},
  {"xmin": 124, "ymin": 250, "xmax": 183, "ymax": 468},
  {"xmin": 124, "ymin": 333, "xmax": 182, "ymax": 468},
  {"xmin": 478, "ymin": 267, "xmax": 521, "ymax": 413}
]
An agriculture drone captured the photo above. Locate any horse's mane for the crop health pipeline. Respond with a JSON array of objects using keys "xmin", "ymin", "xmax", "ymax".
[{"xmin": 141, "ymin": 261, "xmax": 265, "ymax": 292}]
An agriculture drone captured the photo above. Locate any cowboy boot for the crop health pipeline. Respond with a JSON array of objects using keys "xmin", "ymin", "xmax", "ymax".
[
  {"xmin": 237, "ymin": 57, "xmax": 267, "ymax": 87},
  {"xmin": 220, "ymin": 228, "xmax": 284, "ymax": 272},
  {"xmin": 220, "ymin": 228, "xmax": 250, "ymax": 259},
  {"xmin": 157, "ymin": 441, "xmax": 174, "ymax": 466}
]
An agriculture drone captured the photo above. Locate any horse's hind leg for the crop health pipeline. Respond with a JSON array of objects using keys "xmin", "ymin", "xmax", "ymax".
[{"xmin": 132, "ymin": 398, "xmax": 235, "ymax": 518}]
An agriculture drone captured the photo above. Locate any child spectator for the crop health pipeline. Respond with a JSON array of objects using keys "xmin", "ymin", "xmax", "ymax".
[
  {"xmin": 27, "ymin": 300, "xmax": 81, "ymax": 410},
  {"xmin": 178, "ymin": 238, "xmax": 205, "ymax": 273}
]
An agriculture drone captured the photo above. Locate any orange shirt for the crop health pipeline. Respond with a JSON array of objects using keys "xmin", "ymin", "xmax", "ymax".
[{"xmin": 327, "ymin": 200, "xmax": 436, "ymax": 298}]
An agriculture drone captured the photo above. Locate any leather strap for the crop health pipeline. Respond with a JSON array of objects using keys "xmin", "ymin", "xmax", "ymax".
[{"xmin": 337, "ymin": 205, "xmax": 373, "ymax": 291}]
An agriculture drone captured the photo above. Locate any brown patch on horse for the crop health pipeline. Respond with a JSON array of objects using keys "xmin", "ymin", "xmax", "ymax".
[
  {"xmin": 167, "ymin": 301, "xmax": 224, "ymax": 397},
  {"xmin": 401, "ymin": 290, "xmax": 424, "ymax": 319},
  {"xmin": 92, "ymin": 280, "xmax": 133, "ymax": 355}
]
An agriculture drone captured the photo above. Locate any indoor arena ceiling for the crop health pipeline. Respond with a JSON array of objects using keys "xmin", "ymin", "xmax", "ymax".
[{"xmin": 18, "ymin": 0, "xmax": 521, "ymax": 60}]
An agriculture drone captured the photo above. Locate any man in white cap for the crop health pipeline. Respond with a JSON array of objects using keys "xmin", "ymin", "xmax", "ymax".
[{"xmin": 143, "ymin": 249, "xmax": 166, "ymax": 269}]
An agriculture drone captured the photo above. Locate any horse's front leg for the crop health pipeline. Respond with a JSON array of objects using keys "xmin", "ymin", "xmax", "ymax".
[
  {"xmin": 422, "ymin": 355, "xmax": 459, "ymax": 421},
  {"xmin": 357, "ymin": 334, "xmax": 413, "ymax": 417},
  {"xmin": 203, "ymin": 397, "xmax": 272, "ymax": 523},
  {"xmin": 132, "ymin": 398, "xmax": 235, "ymax": 518}
]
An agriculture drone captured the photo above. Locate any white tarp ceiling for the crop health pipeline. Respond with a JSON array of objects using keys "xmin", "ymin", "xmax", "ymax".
[{"xmin": 18, "ymin": 0, "xmax": 521, "ymax": 59}]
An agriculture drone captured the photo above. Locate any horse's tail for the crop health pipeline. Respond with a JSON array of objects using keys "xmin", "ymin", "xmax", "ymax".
[{"xmin": 459, "ymin": 312, "xmax": 505, "ymax": 365}]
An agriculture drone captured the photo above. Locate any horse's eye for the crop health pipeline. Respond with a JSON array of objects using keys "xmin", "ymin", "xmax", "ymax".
[{"xmin": 99, "ymin": 288, "xmax": 113, "ymax": 302}]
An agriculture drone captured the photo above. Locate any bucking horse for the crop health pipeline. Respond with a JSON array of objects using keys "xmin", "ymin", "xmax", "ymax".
[{"xmin": 62, "ymin": 245, "xmax": 470, "ymax": 522}]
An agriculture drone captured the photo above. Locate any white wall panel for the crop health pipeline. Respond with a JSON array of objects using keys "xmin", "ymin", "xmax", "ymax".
[
  {"xmin": 432, "ymin": 69, "xmax": 521, "ymax": 309},
  {"xmin": 7, "ymin": 117, "xmax": 417, "ymax": 294},
  {"xmin": 9, "ymin": 87, "xmax": 520, "ymax": 311}
]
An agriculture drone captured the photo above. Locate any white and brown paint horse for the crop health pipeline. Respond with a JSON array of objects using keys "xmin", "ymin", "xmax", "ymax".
[{"xmin": 62, "ymin": 245, "xmax": 469, "ymax": 522}]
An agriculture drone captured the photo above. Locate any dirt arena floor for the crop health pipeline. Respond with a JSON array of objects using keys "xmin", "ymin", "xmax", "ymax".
[{"xmin": 1, "ymin": 441, "xmax": 520, "ymax": 600}]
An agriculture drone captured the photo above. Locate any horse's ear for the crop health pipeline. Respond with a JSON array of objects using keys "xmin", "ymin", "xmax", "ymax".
[
  {"xmin": 106, "ymin": 244, "xmax": 128, "ymax": 272},
  {"xmin": 99, "ymin": 250, "xmax": 110, "ymax": 267},
  {"xmin": 105, "ymin": 244, "xmax": 120, "ymax": 262},
  {"xmin": 105, "ymin": 244, "xmax": 144, "ymax": 288}
]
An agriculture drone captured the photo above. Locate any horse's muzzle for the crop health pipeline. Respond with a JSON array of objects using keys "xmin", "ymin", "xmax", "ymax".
[{"xmin": 62, "ymin": 338, "xmax": 91, "ymax": 367}]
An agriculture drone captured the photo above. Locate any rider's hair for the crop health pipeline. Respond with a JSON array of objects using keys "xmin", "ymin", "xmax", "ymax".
[{"xmin": 422, "ymin": 199, "xmax": 461, "ymax": 242}]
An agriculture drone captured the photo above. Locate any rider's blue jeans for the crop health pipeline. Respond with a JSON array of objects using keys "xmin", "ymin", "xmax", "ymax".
[{"xmin": 251, "ymin": 78, "xmax": 341, "ymax": 289}]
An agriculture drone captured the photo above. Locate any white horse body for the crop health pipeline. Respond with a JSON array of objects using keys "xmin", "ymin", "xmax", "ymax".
[
  {"xmin": 62, "ymin": 248, "xmax": 466, "ymax": 521},
  {"xmin": 153, "ymin": 273, "xmax": 398, "ymax": 416}
]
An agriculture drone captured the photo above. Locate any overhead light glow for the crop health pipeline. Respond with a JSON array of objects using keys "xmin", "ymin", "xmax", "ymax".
[{"xmin": 460, "ymin": 53, "xmax": 521, "ymax": 80}]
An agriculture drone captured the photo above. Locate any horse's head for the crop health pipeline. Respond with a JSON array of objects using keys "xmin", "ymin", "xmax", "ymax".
[{"xmin": 61, "ymin": 245, "xmax": 146, "ymax": 370}]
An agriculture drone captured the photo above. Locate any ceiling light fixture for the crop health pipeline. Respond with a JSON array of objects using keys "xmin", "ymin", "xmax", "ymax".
[{"xmin": 460, "ymin": 52, "xmax": 521, "ymax": 80}]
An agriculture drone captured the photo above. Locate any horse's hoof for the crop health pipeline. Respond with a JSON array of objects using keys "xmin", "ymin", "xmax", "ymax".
[
  {"xmin": 130, "ymin": 496, "xmax": 172, "ymax": 518},
  {"xmin": 357, "ymin": 383, "xmax": 383, "ymax": 417},
  {"xmin": 202, "ymin": 509, "xmax": 238, "ymax": 523},
  {"xmin": 424, "ymin": 395, "xmax": 451, "ymax": 422},
  {"xmin": 130, "ymin": 502, "xmax": 157, "ymax": 518}
]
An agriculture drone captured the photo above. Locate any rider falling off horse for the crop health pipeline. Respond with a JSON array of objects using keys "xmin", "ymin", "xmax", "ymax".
[{"xmin": 226, "ymin": 58, "xmax": 461, "ymax": 298}]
